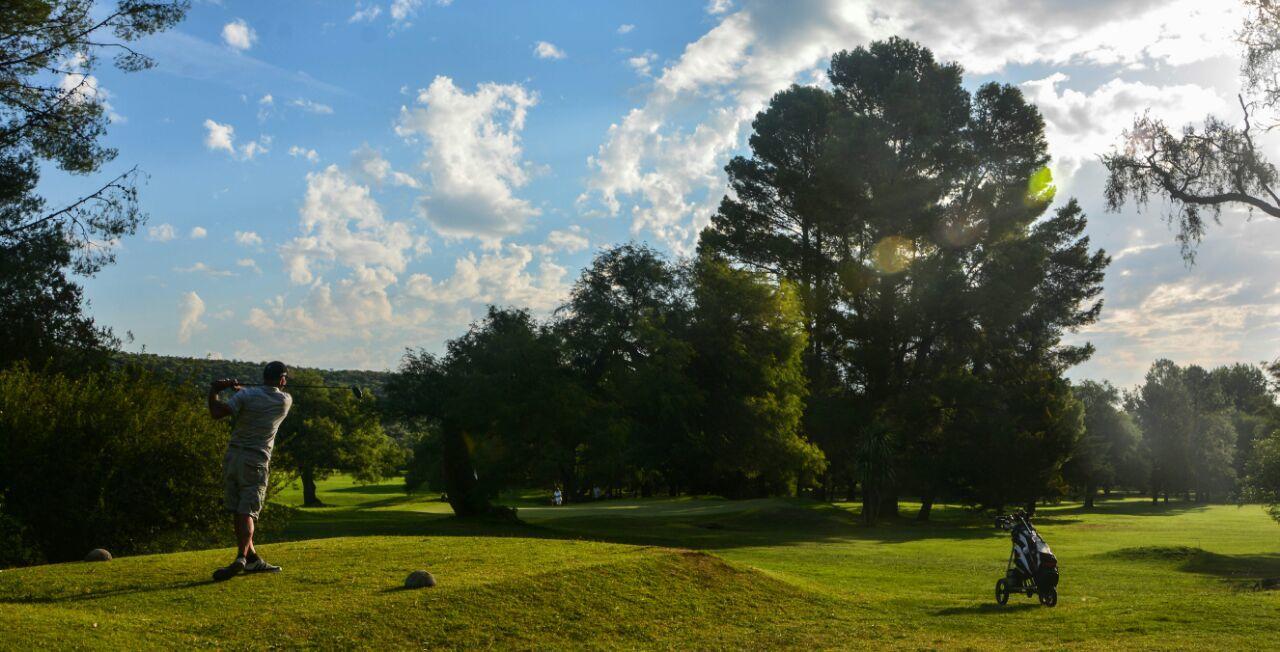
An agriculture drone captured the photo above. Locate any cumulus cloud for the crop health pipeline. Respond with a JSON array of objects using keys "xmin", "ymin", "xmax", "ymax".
[
  {"xmin": 280, "ymin": 165, "xmax": 418, "ymax": 285},
  {"xmin": 147, "ymin": 223, "xmax": 177, "ymax": 242},
  {"xmin": 534, "ymin": 41, "xmax": 567, "ymax": 60},
  {"xmin": 404, "ymin": 244, "xmax": 570, "ymax": 311},
  {"xmin": 178, "ymin": 291, "xmax": 206, "ymax": 343},
  {"xmin": 289, "ymin": 145, "xmax": 320, "ymax": 163},
  {"xmin": 545, "ymin": 226, "xmax": 590, "ymax": 253},
  {"xmin": 1021, "ymin": 73, "xmax": 1228, "ymax": 174},
  {"xmin": 190, "ymin": 226, "xmax": 207, "ymax": 239},
  {"xmin": 237, "ymin": 258, "xmax": 262, "ymax": 274},
  {"xmin": 706, "ymin": 0, "xmax": 733, "ymax": 14},
  {"xmin": 580, "ymin": 0, "xmax": 1248, "ymax": 252},
  {"xmin": 618, "ymin": 24, "xmax": 635, "ymax": 34},
  {"xmin": 222, "ymin": 19, "xmax": 256, "ymax": 51},
  {"xmin": 203, "ymin": 119, "xmax": 269, "ymax": 160},
  {"xmin": 396, "ymin": 76, "xmax": 540, "ymax": 242},
  {"xmin": 351, "ymin": 144, "xmax": 420, "ymax": 188},
  {"xmin": 235, "ymin": 230, "xmax": 263, "ymax": 247},
  {"xmin": 626, "ymin": 51, "xmax": 658, "ymax": 77}
]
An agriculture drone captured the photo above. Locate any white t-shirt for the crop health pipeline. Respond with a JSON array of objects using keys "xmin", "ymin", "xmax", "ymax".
[{"xmin": 226, "ymin": 386, "xmax": 293, "ymax": 461}]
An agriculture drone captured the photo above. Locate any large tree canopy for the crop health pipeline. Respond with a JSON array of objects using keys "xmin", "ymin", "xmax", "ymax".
[
  {"xmin": 701, "ymin": 37, "xmax": 1107, "ymax": 519},
  {"xmin": 0, "ymin": 1, "xmax": 187, "ymax": 369}
]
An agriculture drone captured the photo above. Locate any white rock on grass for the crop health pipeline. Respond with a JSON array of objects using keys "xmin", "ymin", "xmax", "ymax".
[
  {"xmin": 84, "ymin": 549, "xmax": 112, "ymax": 562},
  {"xmin": 404, "ymin": 570, "xmax": 436, "ymax": 589}
]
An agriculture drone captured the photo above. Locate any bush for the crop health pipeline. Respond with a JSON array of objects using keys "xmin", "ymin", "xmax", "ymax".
[{"xmin": 0, "ymin": 365, "xmax": 228, "ymax": 563}]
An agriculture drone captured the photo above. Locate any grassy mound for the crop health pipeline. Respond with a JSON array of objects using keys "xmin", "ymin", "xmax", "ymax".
[{"xmin": 0, "ymin": 536, "xmax": 856, "ymax": 650}]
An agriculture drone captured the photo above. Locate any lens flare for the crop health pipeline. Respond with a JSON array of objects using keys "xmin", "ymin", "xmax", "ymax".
[
  {"xmin": 872, "ymin": 235, "xmax": 913, "ymax": 274},
  {"xmin": 1025, "ymin": 165, "xmax": 1056, "ymax": 206}
]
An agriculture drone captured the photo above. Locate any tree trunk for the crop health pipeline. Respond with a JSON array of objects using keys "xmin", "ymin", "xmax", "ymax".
[
  {"xmin": 442, "ymin": 426, "xmax": 490, "ymax": 517},
  {"xmin": 917, "ymin": 493, "xmax": 935, "ymax": 522},
  {"xmin": 845, "ymin": 482, "xmax": 857, "ymax": 503},
  {"xmin": 302, "ymin": 466, "xmax": 323, "ymax": 507},
  {"xmin": 1024, "ymin": 500, "xmax": 1037, "ymax": 516},
  {"xmin": 1083, "ymin": 483, "xmax": 1096, "ymax": 509},
  {"xmin": 880, "ymin": 490, "xmax": 899, "ymax": 518}
]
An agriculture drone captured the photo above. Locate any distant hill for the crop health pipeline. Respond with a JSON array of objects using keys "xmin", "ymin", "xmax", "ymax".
[{"xmin": 116, "ymin": 352, "xmax": 393, "ymax": 397}]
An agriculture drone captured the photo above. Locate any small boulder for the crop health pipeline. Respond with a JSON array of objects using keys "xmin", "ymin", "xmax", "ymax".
[
  {"xmin": 404, "ymin": 570, "xmax": 436, "ymax": 589},
  {"xmin": 84, "ymin": 548, "xmax": 112, "ymax": 562}
]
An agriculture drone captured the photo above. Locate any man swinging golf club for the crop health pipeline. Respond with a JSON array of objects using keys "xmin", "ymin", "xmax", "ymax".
[{"xmin": 208, "ymin": 361, "xmax": 293, "ymax": 581}]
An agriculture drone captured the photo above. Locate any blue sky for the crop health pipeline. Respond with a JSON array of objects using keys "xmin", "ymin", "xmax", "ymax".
[{"xmin": 46, "ymin": 0, "xmax": 1280, "ymax": 386}]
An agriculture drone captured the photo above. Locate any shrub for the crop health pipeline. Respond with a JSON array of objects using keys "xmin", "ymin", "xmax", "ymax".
[{"xmin": 0, "ymin": 365, "xmax": 228, "ymax": 563}]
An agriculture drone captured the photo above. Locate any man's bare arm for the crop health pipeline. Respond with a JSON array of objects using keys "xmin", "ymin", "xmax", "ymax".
[{"xmin": 208, "ymin": 378, "xmax": 240, "ymax": 420}]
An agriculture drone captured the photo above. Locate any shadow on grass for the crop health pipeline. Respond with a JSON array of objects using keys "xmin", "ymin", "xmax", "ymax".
[
  {"xmin": 934, "ymin": 603, "xmax": 1041, "ymax": 616},
  {"xmin": 1044, "ymin": 500, "xmax": 1213, "ymax": 519},
  {"xmin": 0, "ymin": 579, "xmax": 214, "ymax": 605},
  {"xmin": 263, "ymin": 496, "xmax": 1009, "ymax": 554},
  {"xmin": 1100, "ymin": 545, "xmax": 1280, "ymax": 588}
]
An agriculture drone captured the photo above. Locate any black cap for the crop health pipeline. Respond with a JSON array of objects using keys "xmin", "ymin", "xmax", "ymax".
[{"xmin": 264, "ymin": 361, "xmax": 288, "ymax": 382}]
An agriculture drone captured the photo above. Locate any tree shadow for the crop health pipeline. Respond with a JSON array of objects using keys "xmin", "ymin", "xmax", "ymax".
[
  {"xmin": 1097, "ymin": 546, "xmax": 1280, "ymax": 588},
  {"xmin": 934, "ymin": 602, "xmax": 1041, "ymax": 616},
  {"xmin": 0, "ymin": 579, "xmax": 214, "ymax": 605}
]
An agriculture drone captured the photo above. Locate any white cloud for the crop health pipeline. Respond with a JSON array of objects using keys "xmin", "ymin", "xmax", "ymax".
[
  {"xmin": 618, "ymin": 24, "xmax": 635, "ymax": 35},
  {"xmin": 351, "ymin": 144, "xmax": 420, "ymax": 188},
  {"xmin": 203, "ymin": 119, "xmax": 269, "ymax": 160},
  {"xmin": 706, "ymin": 0, "xmax": 733, "ymax": 14},
  {"xmin": 178, "ymin": 291, "xmax": 206, "ymax": 343},
  {"xmin": 202, "ymin": 118, "xmax": 235, "ymax": 153},
  {"xmin": 190, "ymin": 226, "xmax": 208, "ymax": 239},
  {"xmin": 534, "ymin": 41, "xmax": 567, "ymax": 60},
  {"xmin": 259, "ymin": 93, "xmax": 274, "ymax": 106},
  {"xmin": 396, "ymin": 76, "xmax": 540, "ymax": 242},
  {"xmin": 289, "ymin": 145, "xmax": 320, "ymax": 163},
  {"xmin": 222, "ymin": 19, "xmax": 257, "ymax": 51},
  {"xmin": 404, "ymin": 244, "xmax": 569, "ymax": 311},
  {"xmin": 390, "ymin": 0, "xmax": 421, "ymax": 25},
  {"xmin": 175, "ymin": 262, "xmax": 235, "ymax": 277},
  {"xmin": 1021, "ymin": 73, "xmax": 1228, "ymax": 174},
  {"xmin": 147, "ymin": 223, "xmax": 177, "ymax": 242},
  {"xmin": 627, "ymin": 51, "xmax": 658, "ymax": 77},
  {"xmin": 237, "ymin": 258, "xmax": 262, "ymax": 274},
  {"xmin": 280, "ymin": 165, "xmax": 418, "ymax": 284},
  {"xmin": 235, "ymin": 230, "xmax": 263, "ymax": 247},
  {"xmin": 545, "ymin": 226, "xmax": 590, "ymax": 254},
  {"xmin": 581, "ymin": 0, "xmax": 1249, "ymax": 252},
  {"xmin": 291, "ymin": 98, "xmax": 334, "ymax": 115},
  {"xmin": 350, "ymin": 2, "xmax": 382, "ymax": 22}
]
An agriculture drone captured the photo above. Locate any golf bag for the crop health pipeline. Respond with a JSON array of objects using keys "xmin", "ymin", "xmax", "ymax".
[{"xmin": 993, "ymin": 511, "xmax": 1059, "ymax": 606}]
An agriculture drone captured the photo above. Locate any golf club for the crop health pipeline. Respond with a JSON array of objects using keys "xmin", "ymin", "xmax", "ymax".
[{"xmin": 228, "ymin": 382, "xmax": 364, "ymax": 399}]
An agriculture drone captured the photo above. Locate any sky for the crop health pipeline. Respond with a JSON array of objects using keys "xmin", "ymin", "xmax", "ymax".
[{"xmin": 46, "ymin": 0, "xmax": 1280, "ymax": 386}]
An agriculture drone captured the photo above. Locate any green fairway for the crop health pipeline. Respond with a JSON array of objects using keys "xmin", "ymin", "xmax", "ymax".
[{"xmin": 3, "ymin": 477, "xmax": 1279, "ymax": 650}]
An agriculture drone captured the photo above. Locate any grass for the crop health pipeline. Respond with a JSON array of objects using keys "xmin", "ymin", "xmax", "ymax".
[{"xmin": 2, "ymin": 476, "xmax": 1279, "ymax": 650}]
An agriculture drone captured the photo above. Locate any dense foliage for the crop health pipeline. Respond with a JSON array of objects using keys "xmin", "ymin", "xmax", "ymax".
[
  {"xmin": 271, "ymin": 369, "xmax": 403, "ymax": 506},
  {"xmin": 0, "ymin": 365, "xmax": 225, "ymax": 565},
  {"xmin": 700, "ymin": 38, "xmax": 1107, "ymax": 518},
  {"xmin": 387, "ymin": 249, "xmax": 823, "ymax": 515}
]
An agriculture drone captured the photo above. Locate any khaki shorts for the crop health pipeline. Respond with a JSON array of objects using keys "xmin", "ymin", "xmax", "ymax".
[{"xmin": 223, "ymin": 448, "xmax": 269, "ymax": 519}]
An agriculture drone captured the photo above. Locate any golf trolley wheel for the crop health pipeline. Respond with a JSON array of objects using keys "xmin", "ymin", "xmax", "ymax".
[
  {"xmin": 995, "ymin": 578, "xmax": 1009, "ymax": 605},
  {"xmin": 1038, "ymin": 588, "xmax": 1058, "ymax": 607}
]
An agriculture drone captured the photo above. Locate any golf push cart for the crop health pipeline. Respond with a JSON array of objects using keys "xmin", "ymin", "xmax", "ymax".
[{"xmin": 993, "ymin": 510, "xmax": 1059, "ymax": 607}]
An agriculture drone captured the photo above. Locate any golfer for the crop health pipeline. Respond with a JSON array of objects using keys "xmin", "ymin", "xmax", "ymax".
[{"xmin": 207, "ymin": 360, "xmax": 293, "ymax": 581}]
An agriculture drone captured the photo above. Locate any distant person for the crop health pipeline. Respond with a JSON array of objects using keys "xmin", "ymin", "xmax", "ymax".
[
  {"xmin": 593, "ymin": 486, "xmax": 602, "ymax": 500},
  {"xmin": 553, "ymin": 488, "xmax": 563, "ymax": 506},
  {"xmin": 207, "ymin": 361, "xmax": 294, "ymax": 581}
]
